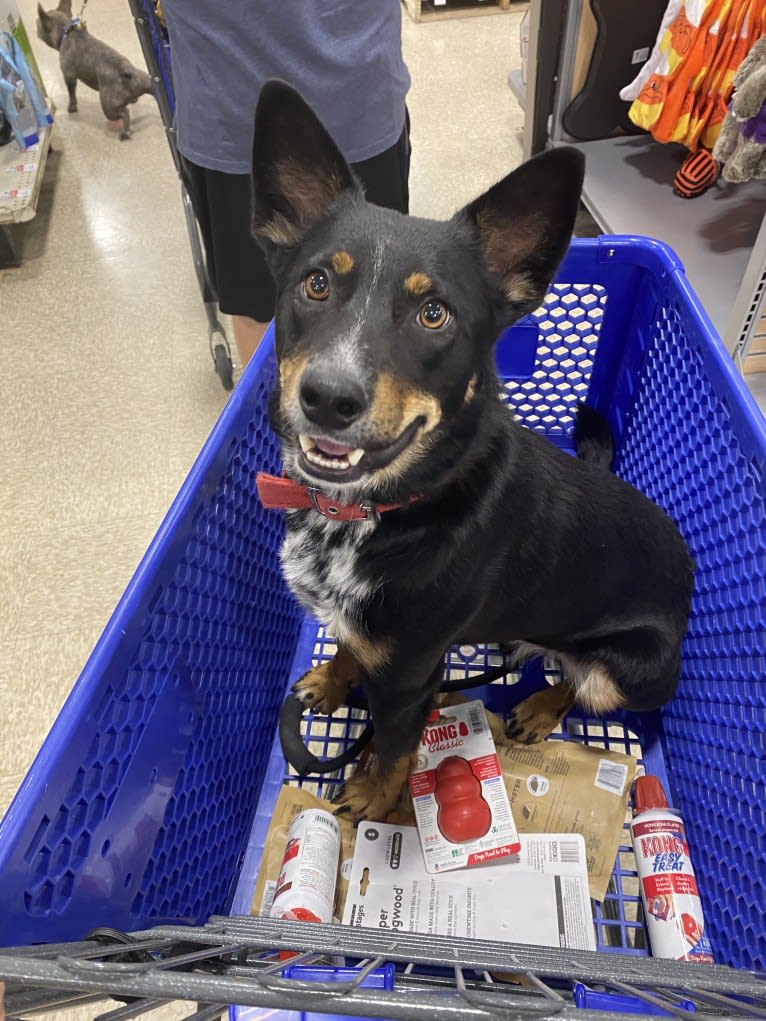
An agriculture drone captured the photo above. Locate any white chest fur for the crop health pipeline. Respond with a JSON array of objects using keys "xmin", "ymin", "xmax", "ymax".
[{"xmin": 280, "ymin": 512, "xmax": 377, "ymax": 642}]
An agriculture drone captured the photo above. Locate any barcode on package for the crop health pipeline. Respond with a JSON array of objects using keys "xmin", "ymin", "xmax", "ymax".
[
  {"xmin": 559, "ymin": 840, "xmax": 581, "ymax": 864},
  {"xmin": 594, "ymin": 758, "xmax": 629, "ymax": 795},
  {"xmin": 468, "ymin": 703, "xmax": 485, "ymax": 735},
  {"xmin": 314, "ymin": 813, "xmax": 340, "ymax": 834},
  {"xmin": 260, "ymin": 880, "xmax": 277, "ymax": 917}
]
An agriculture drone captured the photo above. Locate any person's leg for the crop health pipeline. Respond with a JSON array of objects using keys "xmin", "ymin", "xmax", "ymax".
[
  {"xmin": 231, "ymin": 315, "xmax": 269, "ymax": 365},
  {"xmin": 350, "ymin": 111, "xmax": 411, "ymax": 214},
  {"xmin": 181, "ymin": 158, "xmax": 275, "ymax": 368}
]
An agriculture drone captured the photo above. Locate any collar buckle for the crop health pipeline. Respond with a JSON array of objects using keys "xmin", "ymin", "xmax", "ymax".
[
  {"xmin": 359, "ymin": 502, "xmax": 381, "ymax": 523},
  {"xmin": 307, "ymin": 487, "xmax": 343, "ymax": 520}
]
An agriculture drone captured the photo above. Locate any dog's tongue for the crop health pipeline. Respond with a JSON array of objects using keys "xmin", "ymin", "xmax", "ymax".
[{"xmin": 313, "ymin": 438, "xmax": 355, "ymax": 456}]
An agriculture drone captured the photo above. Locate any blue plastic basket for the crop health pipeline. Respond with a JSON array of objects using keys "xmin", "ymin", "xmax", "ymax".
[{"xmin": 1, "ymin": 238, "xmax": 764, "ymax": 987}]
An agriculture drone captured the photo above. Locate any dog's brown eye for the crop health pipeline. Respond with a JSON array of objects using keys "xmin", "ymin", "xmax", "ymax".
[
  {"xmin": 304, "ymin": 270, "xmax": 330, "ymax": 301},
  {"xmin": 417, "ymin": 299, "xmax": 451, "ymax": 330}
]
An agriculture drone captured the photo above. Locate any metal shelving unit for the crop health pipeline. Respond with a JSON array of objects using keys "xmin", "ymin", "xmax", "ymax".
[{"xmin": 518, "ymin": 0, "xmax": 766, "ymax": 367}]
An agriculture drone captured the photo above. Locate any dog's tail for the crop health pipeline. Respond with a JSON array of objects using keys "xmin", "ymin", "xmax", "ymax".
[{"xmin": 573, "ymin": 403, "xmax": 613, "ymax": 469}]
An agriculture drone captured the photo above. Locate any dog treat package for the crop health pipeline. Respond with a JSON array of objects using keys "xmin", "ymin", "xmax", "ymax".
[
  {"xmin": 342, "ymin": 823, "xmax": 595, "ymax": 951},
  {"xmin": 408, "ymin": 699, "xmax": 520, "ymax": 874},
  {"xmin": 497, "ymin": 739, "xmax": 638, "ymax": 901},
  {"xmin": 251, "ymin": 784, "xmax": 356, "ymax": 922}
]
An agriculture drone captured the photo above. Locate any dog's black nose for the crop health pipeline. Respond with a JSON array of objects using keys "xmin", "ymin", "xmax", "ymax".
[{"xmin": 299, "ymin": 367, "xmax": 368, "ymax": 431}]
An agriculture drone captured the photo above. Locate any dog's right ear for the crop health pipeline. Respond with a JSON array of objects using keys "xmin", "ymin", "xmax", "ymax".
[
  {"xmin": 37, "ymin": 3, "xmax": 50, "ymax": 24},
  {"xmin": 251, "ymin": 80, "xmax": 359, "ymax": 254},
  {"xmin": 56, "ymin": 0, "xmax": 71, "ymax": 13}
]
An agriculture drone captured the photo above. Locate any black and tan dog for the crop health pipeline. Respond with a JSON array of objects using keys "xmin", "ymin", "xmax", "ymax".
[{"xmin": 253, "ymin": 82, "xmax": 694, "ymax": 823}]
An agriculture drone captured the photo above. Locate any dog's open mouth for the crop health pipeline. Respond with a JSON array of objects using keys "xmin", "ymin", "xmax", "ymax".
[{"xmin": 297, "ymin": 418, "xmax": 423, "ymax": 483}]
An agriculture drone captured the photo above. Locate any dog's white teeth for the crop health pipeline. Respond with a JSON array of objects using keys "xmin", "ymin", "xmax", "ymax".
[
  {"xmin": 305, "ymin": 449, "xmax": 348, "ymax": 470},
  {"xmin": 298, "ymin": 434, "xmax": 313, "ymax": 453},
  {"xmin": 346, "ymin": 448, "xmax": 365, "ymax": 466}
]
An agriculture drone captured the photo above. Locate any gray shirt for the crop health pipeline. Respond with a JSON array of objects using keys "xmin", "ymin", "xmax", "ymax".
[{"xmin": 161, "ymin": 0, "xmax": 411, "ymax": 174}]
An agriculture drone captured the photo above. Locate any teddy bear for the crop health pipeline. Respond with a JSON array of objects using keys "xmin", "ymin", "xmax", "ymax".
[{"xmin": 714, "ymin": 37, "xmax": 766, "ymax": 184}]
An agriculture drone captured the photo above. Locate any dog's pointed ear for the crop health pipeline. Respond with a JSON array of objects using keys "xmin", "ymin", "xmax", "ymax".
[
  {"xmin": 459, "ymin": 148, "xmax": 584, "ymax": 318},
  {"xmin": 251, "ymin": 80, "xmax": 359, "ymax": 252},
  {"xmin": 37, "ymin": 3, "xmax": 50, "ymax": 23},
  {"xmin": 56, "ymin": 0, "xmax": 72, "ymax": 13}
]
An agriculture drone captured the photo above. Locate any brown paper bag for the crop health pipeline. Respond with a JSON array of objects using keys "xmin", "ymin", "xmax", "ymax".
[
  {"xmin": 251, "ymin": 785, "xmax": 356, "ymax": 921},
  {"xmin": 498, "ymin": 739, "xmax": 637, "ymax": 901}
]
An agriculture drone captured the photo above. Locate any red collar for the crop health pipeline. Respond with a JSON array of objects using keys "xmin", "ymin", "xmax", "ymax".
[{"xmin": 256, "ymin": 472, "xmax": 417, "ymax": 522}]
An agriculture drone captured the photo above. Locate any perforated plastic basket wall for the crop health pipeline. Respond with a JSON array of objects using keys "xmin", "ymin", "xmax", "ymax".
[{"xmin": 0, "ymin": 237, "xmax": 764, "ymax": 973}]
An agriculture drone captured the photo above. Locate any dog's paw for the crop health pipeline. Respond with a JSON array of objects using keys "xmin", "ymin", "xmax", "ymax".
[
  {"xmin": 505, "ymin": 683, "xmax": 575, "ymax": 745},
  {"xmin": 292, "ymin": 661, "xmax": 348, "ymax": 716},
  {"xmin": 67, "ymin": 103, "xmax": 78, "ymax": 113},
  {"xmin": 119, "ymin": 130, "xmax": 132, "ymax": 141},
  {"xmin": 332, "ymin": 755, "xmax": 412, "ymax": 824}
]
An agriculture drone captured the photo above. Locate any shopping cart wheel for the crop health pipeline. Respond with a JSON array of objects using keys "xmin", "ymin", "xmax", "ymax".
[{"xmin": 213, "ymin": 341, "xmax": 234, "ymax": 391}]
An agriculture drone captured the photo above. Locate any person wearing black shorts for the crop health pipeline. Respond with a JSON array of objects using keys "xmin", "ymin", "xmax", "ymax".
[{"xmin": 161, "ymin": 1, "xmax": 411, "ymax": 368}]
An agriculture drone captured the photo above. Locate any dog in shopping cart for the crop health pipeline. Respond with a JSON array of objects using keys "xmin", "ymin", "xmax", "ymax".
[
  {"xmin": 252, "ymin": 82, "xmax": 694, "ymax": 823},
  {"xmin": 36, "ymin": 0, "xmax": 152, "ymax": 140}
]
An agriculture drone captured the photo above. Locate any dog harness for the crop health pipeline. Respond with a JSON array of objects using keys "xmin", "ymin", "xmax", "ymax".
[{"xmin": 256, "ymin": 472, "xmax": 417, "ymax": 522}]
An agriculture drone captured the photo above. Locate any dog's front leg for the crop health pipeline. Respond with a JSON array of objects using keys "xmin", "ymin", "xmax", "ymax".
[
  {"xmin": 64, "ymin": 73, "xmax": 78, "ymax": 113},
  {"xmin": 333, "ymin": 654, "xmax": 443, "ymax": 824},
  {"xmin": 292, "ymin": 645, "xmax": 360, "ymax": 716}
]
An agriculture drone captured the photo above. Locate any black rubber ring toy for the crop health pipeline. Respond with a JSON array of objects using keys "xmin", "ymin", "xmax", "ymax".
[{"xmin": 279, "ymin": 655, "xmax": 517, "ymax": 777}]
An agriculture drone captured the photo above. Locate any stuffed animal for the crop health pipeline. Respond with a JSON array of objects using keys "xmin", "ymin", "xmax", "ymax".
[{"xmin": 714, "ymin": 38, "xmax": 766, "ymax": 184}]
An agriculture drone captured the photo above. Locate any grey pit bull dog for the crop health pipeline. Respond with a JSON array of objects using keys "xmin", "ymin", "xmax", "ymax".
[{"xmin": 36, "ymin": 0, "xmax": 152, "ymax": 139}]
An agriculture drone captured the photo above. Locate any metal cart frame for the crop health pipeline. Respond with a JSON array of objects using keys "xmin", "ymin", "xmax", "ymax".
[{"xmin": 3, "ymin": 916, "xmax": 766, "ymax": 1020}]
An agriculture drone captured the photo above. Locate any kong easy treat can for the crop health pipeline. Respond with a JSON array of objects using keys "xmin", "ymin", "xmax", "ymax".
[
  {"xmin": 630, "ymin": 775, "xmax": 714, "ymax": 962},
  {"xmin": 269, "ymin": 809, "xmax": 341, "ymax": 924}
]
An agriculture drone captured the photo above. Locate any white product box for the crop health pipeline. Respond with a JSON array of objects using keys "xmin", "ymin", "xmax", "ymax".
[{"xmin": 343, "ymin": 824, "xmax": 595, "ymax": 951}]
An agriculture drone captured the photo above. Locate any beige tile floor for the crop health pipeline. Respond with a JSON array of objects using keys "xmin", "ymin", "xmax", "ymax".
[{"xmin": 0, "ymin": 1, "xmax": 764, "ymax": 1015}]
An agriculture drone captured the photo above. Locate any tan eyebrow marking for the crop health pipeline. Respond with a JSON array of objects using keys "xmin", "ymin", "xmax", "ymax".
[
  {"xmin": 331, "ymin": 250, "xmax": 354, "ymax": 274},
  {"xmin": 404, "ymin": 271, "xmax": 432, "ymax": 295}
]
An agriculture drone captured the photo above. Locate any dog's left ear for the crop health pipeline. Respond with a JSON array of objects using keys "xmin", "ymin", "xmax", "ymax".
[
  {"xmin": 56, "ymin": 0, "xmax": 72, "ymax": 13},
  {"xmin": 251, "ymin": 79, "xmax": 360, "ymax": 254},
  {"xmin": 459, "ymin": 147, "xmax": 584, "ymax": 319}
]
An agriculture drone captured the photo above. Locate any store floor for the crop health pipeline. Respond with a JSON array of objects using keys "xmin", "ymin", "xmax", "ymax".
[{"xmin": 1, "ymin": 4, "xmax": 764, "ymax": 1016}]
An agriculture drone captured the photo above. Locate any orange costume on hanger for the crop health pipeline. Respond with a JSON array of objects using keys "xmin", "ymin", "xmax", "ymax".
[{"xmin": 628, "ymin": 0, "xmax": 766, "ymax": 151}]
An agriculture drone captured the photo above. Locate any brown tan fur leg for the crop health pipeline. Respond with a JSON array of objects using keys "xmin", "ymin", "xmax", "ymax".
[
  {"xmin": 333, "ymin": 751, "xmax": 417, "ymax": 823},
  {"xmin": 561, "ymin": 658, "xmax": 627, "ymax": 715},
  {"xmin": 505, "ymin": 681, "xmax": 576, "ymax": 744},
  {"xmin": 438, "ymin": 691, "xmax": 508, "ymax": 746},
  {"xmin": 292, "ymin": 646, "xmax": 360, "ymax": 715}
]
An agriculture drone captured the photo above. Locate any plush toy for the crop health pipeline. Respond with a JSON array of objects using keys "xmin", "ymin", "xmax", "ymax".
[{"xmin": 714, "ymin": 37, "xmax": 766, "ymax": 184}]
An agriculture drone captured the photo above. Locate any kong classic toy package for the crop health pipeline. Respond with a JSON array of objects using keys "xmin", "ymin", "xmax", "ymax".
[{"xmin": 408, "ymin": 699, "xmax": 520, "ymax": 874}]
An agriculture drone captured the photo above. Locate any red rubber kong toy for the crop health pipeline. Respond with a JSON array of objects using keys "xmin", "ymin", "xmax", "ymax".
[{"xmin": 434, "ymin": 756, "xmax": 492, "ymax": 844}]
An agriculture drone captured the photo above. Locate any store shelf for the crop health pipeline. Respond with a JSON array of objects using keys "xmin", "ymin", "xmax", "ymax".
[
  {"xmin": 555, "ymin": 135, "xmax": 766, "ymax": 341},
  {"xmin": 508, "ymin": 68, "xmax": 526, "ymax": 110},
  {"xmin": 0, "ymin": 109, "xmax": 54, "ymax": 265},
  {"xmin": 0, "ymin": 116, "xmax": 53, "ymax": 226},
  {"xmin": 403, "ymin": 0, "xmax": 513, "ymax": 22}
]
